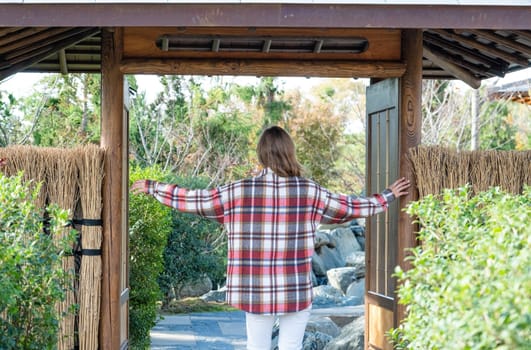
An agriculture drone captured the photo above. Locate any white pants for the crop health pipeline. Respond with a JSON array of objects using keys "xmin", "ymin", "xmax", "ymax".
[{"xmin": 245, "ymin": 306, "xmax": 312, "ymax": 350}]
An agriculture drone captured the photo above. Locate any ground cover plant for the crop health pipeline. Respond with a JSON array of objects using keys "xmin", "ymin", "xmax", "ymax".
[
  {"xmin": 0, "ymin": 173, "xmax": 76, "ymax": 349},
  {"xmin": 391, "ymin": 186, "xmax": 531, "ymax": 349}
]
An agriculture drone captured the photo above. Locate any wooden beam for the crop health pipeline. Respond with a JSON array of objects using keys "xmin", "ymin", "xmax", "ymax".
[
  {"xmin": 397, "ymin": 29, "xmax": 423, "ymax": 324},
  {"xmin": 458, "ymin": 29, "xmax": 531, "ymax": 57},
  {"xmin": 59, "ymin": 49, "xmax": 68, "ymax": 75},
  {"xmin": 512, "ymin": 30, "xmax": 531, "ymax": 43},
  {"xmin": 424, "ymin": 32, "xmax": 506, "ymax": 77},
  {"xmin": 432, "ymin": 29, "xmax": 528, "ymax": 67},
  {"xmin": 423, "ymin": 45, "xmax": 481, "ymax": 89},
  {"xmin": 0, "ymin": 4, "xmax": 530, "ymax": 29},
  {"xmin": 424, "ymin": 42, "xmax": 497, "ymax": 78},
  {"xmin": 0, "ymin": 27, "xmax": 72, "ymax": 56},
  {"xmin": 100, "ymin": 27, "xmax": 125, "ymax": 350},
  {"xmin": 121, "ymin": 58, "xmax": 406, "ymax": 78},
  {"xmin": 0, "ymin": 28, "xmax": 99, "ymax": 81}
]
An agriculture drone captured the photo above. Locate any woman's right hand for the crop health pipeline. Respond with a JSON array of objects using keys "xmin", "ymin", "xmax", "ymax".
[{"xmin": 130, "ymin": 179, "xmax": 149, "ymax": 195}]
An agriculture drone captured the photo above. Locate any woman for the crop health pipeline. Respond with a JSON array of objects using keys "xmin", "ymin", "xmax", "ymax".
[{"xmin": 131, "ymin": 125, "xmax": 410, "ymax": 350}]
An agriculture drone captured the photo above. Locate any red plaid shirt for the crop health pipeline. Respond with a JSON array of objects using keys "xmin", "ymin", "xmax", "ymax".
[{"xmin": 146, "ymin": 168, "xmax": 394, "ymax": 314}]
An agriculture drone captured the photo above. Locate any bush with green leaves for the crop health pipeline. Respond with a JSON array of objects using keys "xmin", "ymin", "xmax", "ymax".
[
  {"xmin": 0, "ymin": 173, "xmax": 76, "ymax": 350},
  {"xmin": 390, "ymin": 186, "xmax": 531, "ymax": 350},
  {"xmin": 159, "ymin": 174, "xmax": 226, "ymax": 304},
  {"xmin": 128, "ymin": 166, "xmax": 173, "ymax": 349}
]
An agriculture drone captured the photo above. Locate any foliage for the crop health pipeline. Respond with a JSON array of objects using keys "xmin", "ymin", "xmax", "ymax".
[
  {"xmin": 129, "ymin": 75, "xmax": 257, "ymax": 185},
  {"xmin": 158, "ymin": 174, "xmax": 226, "ymax": 304},
  {"xmin": 0, "ymin": 173, "xmax": 76, "ymax": 350},
  {"xmin": 421, "ymin": 80, "xmax": 530, "ymax": 151},
  {"xmin": 25, "ymin": 74, "xmax": 101, "ymax": 146},
  {"xmin": 128, "ymin": 166, "xmax": 173, "ymax": 349},
  {"xmin": 285, "ymin": 79, "xmax": 367, "ymax": 193},
  {"xmin": 0, "ymin": 90, "xmax": 22, "ymax": 147},
  {"xmin": 163, "ymin": 297, "xmax": 237, "ymax": 314},
  {"xmin": 390, "ymin": 186, "xmax": 531, "ymax": 349}
]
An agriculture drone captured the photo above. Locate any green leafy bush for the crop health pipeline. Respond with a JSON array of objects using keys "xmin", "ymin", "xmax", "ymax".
[
  {"xmin": 391, "ymin": 186, "xmax": 531, "ymax": 350},
  {"xmin": 129, "ymin": 166, "xmax": 173, "ymax": 349},
  {"xmin": 159, "ymin": 175, "xmax": 226, "ymax": 304},
  {"xmin": 0, "ymin": 173, "xmax": 76, "ymax": 350}
]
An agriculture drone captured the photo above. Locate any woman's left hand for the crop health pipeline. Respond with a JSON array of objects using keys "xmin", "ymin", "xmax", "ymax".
[{"xmin": 389, "ymin": 177, "xmax": 410, "ymax": 198}]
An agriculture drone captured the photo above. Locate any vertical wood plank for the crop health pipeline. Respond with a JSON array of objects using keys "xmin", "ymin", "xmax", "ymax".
[
  {"xmin": 100, "ymin": 27, "xmax": 125, "ymax": 350},
  {"xmin": 397, "ymin": 29, "xmax": 422, "ymax": 323}
]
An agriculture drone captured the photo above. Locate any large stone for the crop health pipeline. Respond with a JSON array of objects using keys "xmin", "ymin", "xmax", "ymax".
[
  {"xmin": 177, "ymin": 275, "xmax": 212, "ymax": 298},
  {"xmin": 327, "ymin": 267, "xmax": 361, "ymax": 295},
  {"xmin": 271, "ymin": 316, "xmax": 337, "ymax": 350},
  {"xmin": 345, "ymin": 278, "xmax": 365, "ymax": 303},
  {"xmin": 312, "ymin": 285, "xmax": 345, "ymax": 308},
  {"xmin": 200, "ymin": 286, "xmax": 227, "ymax": 303},
  {"xmin": 344, "ymin": 251, "xmax": 365, "ymax": 278},
  {"xmin": 315, "ymin": 245, "xmax": 345, "ymax": 273},
  {"xmin": 306, "ymin": 316, "xmax": 341, "ymax": 338},
  {"xmin": 324, "ymin": 316, "xmax": 365, "ymax": 350},
  {"xmin": 329, "ymin": 227, "xmax": 362, "ymax": 262}
]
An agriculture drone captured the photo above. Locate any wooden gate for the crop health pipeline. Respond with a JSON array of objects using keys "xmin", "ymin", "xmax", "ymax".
[{"xmin": 365, "ymin": 78, "xmax": 400, "ymax": 350}]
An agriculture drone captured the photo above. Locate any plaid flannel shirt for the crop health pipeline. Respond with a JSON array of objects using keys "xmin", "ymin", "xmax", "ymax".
[{"xmin": 145, "ymin": 168, "xmax": 395, "ymax": 315}]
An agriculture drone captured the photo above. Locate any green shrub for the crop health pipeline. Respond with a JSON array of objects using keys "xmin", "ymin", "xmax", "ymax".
[
  {"xmin": 159, "ymin": 175, "xmax": 226, "ymax": 305},
  {"xmin": 129, "ymin": 166, "xmax": 173, "ymax": 349},
  {"xmin": 391, "ymin": 186, "xmax": 531, "ymax": 350},
  {"xmin": 0, "ymin": 173, "xmax": 76, "ymax": 350}
]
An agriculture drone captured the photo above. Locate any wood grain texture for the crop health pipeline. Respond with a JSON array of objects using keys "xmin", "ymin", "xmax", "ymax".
[
  {"xmin": 397, "ymin": 29, "xmax": 423, "ymax": 324},
  {"xmin": 100, "ymin": 27, "xmax": 126, "ymax": 350}
]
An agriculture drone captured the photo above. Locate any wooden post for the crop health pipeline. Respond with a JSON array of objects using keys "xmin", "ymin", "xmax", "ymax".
[
  {"xmin": 100, "ymin": 27, "xmax": 125, "ymax": 350},
  {"xmin": 397, "ymin": 29, "xmax": 422, "ymax": 323}
]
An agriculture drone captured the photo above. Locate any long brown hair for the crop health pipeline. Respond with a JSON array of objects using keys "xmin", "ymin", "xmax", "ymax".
[{"xmin": 257, "ymin": 126, "xmax": 303, "ymax": 177}]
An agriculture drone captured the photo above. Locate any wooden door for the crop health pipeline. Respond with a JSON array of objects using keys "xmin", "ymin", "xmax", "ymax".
[{"xmin": 365, "ymin": 78, "xmax": 400, "ymax": 350}]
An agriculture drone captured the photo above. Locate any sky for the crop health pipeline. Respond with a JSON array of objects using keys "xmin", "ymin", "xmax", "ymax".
[{"xmin": 1, "ymin": 68, "xmax": 530, "ymax": 103}]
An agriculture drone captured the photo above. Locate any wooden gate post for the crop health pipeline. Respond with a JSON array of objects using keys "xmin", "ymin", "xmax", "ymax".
[
  {"xmin": 100, "ymin": 27, "xmax": 127, "ymax": 350},
  {"xmin": 397, "ymin": 29, "xmax": 422, "ymax": 323}
]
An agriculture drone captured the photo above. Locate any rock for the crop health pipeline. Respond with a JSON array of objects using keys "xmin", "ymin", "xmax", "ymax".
[
  {"xmin": 313, "ymin": 285, "xmax": 345, "ymax": 308},
  {"xmin": 324, "ymin": 316, "xmax": 365, "ymax": 350},
  {"xmin": 302, "ymin": 331, "xmax": 333, "ymax": 350},
  {"xmin": 315, "ymin": 245, "xmax": 345, "ymax": 274},
  {"xmin": 200, "ymin": 286, "xmax": 226, "ymax": 303},
  {"xmin": 344, "ymin": 251, "xmax": 365, "ymax": 278},
  {"xmin": 345, "ymin": 278, "xmax": 365, "ymax": 305},
  {"xmin": 306, "ymin": 316, "xmax": 341, "ymax": 338},
  {"xmin": 345, "ymin": 278, "xmax": 365, "ymax": 298},
  {"xmin": 312, "ymin": 251, "xmax": 328, "ymax": 277},
  {"xmin": 271, "ymin": 316, "xmax": 336, "ymax": 350},
  {"xmin": 329, "ymin": 227, "xmax": 362, "ymax": 262},
  {"xmin": 327, "ymin": 267, "xmax": 361, "ymax": 295},
  {"xmin": 177, "ymin": 275, "xmax": 212, "ymax": 298}
]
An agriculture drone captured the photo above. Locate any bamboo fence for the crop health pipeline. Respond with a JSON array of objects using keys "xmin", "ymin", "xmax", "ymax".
[
  {"xmin": 0, "ymin": 145, "xmax": 105, "ymax": 350},
  {"xmin": 409, "ymin": 146, "xmax": 530, "ymax": 197}
]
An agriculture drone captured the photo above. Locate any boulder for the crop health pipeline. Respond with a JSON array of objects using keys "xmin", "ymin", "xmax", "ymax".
[
  {"xmin": 306, "ymin": 316, "xmax": 341, "ymax": 338},
  {"xmin": 314, "ymin": 245, "xmax": 345, "ymax": 274},
  {"xmin": 271, "ymin": 316, "xmax": 337, "ymax": 350},
  {"xmin": 200, "ymin": 286, "xmax": 227, "ymax": 303},
  {"xmin": 312, "ymin": 285, "xmax": 345, "ymax": 308},
  {"xmin": 344, "ymin": 251, "xmax": 365, "ymax": 278},
  {"xmin": 345, "ymin": 278, "xmax": 365, "ymax": 304},
  {"xmin": 324, "ymin": 316, "xmax": 365, "ymax": 350},
  {"xmin": 329, "ymin": 227, "xmax": 362, "ymax": 262},
  {"xmin": 177, "ymin": 275, "xmax": 212, "ymax": 298},
  {"xmin": 327, "ymin": 267, "xmax": 361, "ymax": 295}
]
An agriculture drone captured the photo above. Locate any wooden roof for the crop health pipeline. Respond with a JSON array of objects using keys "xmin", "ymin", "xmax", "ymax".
[
  {"xmin": 0, "ymin": 3, "xmax": 530, "ymax": 87},
  {"xmin": 488, "ymin": 78, "xmax": 531, "ymax": 105}
]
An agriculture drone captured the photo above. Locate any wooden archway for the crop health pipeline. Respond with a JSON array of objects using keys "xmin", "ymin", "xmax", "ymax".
[{"xmin": 1, "ymin": 3, "xmax": 529, "ymax": 349}]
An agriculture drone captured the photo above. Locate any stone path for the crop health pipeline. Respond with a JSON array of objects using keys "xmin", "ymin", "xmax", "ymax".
[
  {"xmin": 150, "ymin": 311, "xmax": 247, "ymax": 350},
  {"xmin": 150, "ymin": 305, "xmax": 364, "ymax": 349}
]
